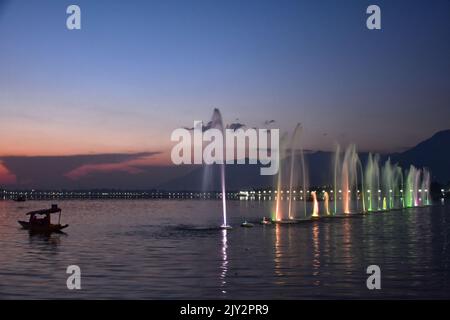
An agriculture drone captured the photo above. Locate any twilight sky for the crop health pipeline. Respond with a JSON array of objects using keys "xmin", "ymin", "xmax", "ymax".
[{"xmin": 0, "ymin": 0, "xmax": 449, "ymax": 188}]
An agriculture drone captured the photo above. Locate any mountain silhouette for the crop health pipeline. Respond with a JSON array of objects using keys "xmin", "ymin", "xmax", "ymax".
[{"xmin": 391, "ymin": 129, "xmax": 450, "ymax": 184}]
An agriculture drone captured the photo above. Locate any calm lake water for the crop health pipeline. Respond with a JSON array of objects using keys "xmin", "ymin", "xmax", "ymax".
[{"xmin": 0, "ymin": 199, "xmax": 449, "ymax": 299}]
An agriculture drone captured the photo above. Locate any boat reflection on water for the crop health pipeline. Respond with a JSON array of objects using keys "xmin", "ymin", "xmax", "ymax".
[{"xmin": 27, "ymin": 230, "xmax": 65, "ymax": 249}]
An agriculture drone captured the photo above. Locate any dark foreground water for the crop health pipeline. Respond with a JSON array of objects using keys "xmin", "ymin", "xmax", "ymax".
[{"xmin": 0, "ymin": 199, "xmax": 449, "ymax": 299}]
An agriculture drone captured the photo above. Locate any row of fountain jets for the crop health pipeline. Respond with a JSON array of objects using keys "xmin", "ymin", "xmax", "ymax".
[
  {"xmin": 208, "ymin": 110, "xmax": 431, "ymax": 229},
  {"xmin": 277, "ymin": 124, "xmax": 431, "ymax": 223}
]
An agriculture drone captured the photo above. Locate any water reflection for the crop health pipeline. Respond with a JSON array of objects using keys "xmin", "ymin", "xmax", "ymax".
[
  {"xmin": 342, "ymin": 218, "xmax": 353, "ymax": 267},
  {"xmin": 220, "ymin": 229, "xmax": 228, "ymax": 294},
  {"xmin": 0, "ymin": 200, "xmax": 448, "ymax": 299},
  {"xmin": 312, "ymin": 223, "xmax": 321, "ymax": 286},
  {"xmin": 273, "ymin": 224, "xmax": 286, "ymax": 284}
]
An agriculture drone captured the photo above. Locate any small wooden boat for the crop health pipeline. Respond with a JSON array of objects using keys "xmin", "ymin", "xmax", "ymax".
[
  {"xmin": 18, "ymin": 221, "xmax": 68, "ymax": 232},
  {"xmin": 18, "ymin": 204, "xmax": 68, "ymax": 233}
]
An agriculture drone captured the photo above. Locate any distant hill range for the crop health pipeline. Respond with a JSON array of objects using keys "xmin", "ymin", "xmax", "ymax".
[
  {"xmin": 159, "ymin": 129, "xmax": 450, "ymax": 191},
  {"xmin": 390, "ymin": 130, "xmax": 450, "ymax": 184}
]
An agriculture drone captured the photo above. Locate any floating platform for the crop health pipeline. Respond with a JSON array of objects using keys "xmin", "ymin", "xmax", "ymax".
[
  {"xmin": 216, "ymin": 205, "xmax": 436, "ymax": 230},
  {"xmin": 241, "ymin": 221, "xmax": 254, "ymax": 228},
  {"xmin": 272, "ymin": 219, "xmax": 299, "ymax": 224},
  {"xmin": 291, "ymin": 218, "xmax": 312, "ymax": 223}
]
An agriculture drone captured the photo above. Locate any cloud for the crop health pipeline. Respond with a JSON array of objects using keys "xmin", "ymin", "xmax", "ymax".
[
  {"xmin": 64, "ymin": 152, "xmax": 159, "ymax": 180},
  {"xmin": 0, "ymin": 152, "xmax": 159, "ymax": 188},
  {"xmin": 0, "ymin": 161, "xmax": 16, "ymax": 185},
  {"xmin": 65, "ymin": 162, "xmax": 145, "ymax": 180}
]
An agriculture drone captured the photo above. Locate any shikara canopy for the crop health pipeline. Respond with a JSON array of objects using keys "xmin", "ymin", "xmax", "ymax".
[{"xmin": 26, "ymin": 206, "xmax": 61, "ymax": 216}]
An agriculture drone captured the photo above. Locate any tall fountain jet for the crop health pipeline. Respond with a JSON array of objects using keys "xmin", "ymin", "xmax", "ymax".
[
  {"xmin": 405, "ymin": 165, "xmax": 418, "ymax": 208},
  {"xmin": 381, "ymin": 159, "xmax": 394, "ymax": 210},
  {"xmin": 324, "ymin": 191, "xmax": 330, "ymax": 215},
  {"xmin": 288, "ymin": 124, "xmax": 303, "ymax": 219},
  {"xmin": 365, "ymin": 153, "xmax": 381, "ymax": 211},
  {"xmin": 311, "ymin": 191, "xmax": 319, "ymax": 218},
  {"xmin": 209, "ymin": 109, "xmax": 231, "ymax": 229},
  {"xmin": 421, "ymin": 169, "xmax": 431, "ymax": 206},
  {"xmin": 404, "ymin": 165, "xmax": 431, "ymax": 208},
  {"xmin": 334, "ymin": 144, "xmax": 365, "ymax": 214},
  {"xmin": 342, "ymin": 145, "xmax": 361, "ymax": 214},
  {"xmin": 299, "ymin": 135, "xmax": 308, "ymax": 218},
  {"xmin": 273, "ymin": 125, "xmax": 307, "ymax": 221},
  {"xmin": 274, "ymin": 133, "xmax": 288, "ymax": 221},
  {"xmin": 333, "ymin": 144, "xmax": 341, "ymax": 215},
  {"xmin": 380, "ymin": 158, "xmax": 403, "ymax": 210}
]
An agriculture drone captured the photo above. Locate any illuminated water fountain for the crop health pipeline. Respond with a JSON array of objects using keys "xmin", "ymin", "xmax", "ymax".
[
  {"xmin": 273, "ymin": 133, "xmax": 288, "ymax": 222},
  {"xmin": 271, "ymin": 139, "xmax": 432, "ymax": 222},
  {"xmin": 323, "ymin": 191, "xmax": 330, "ymax": 215},
  {"xmin": 365, "ymin": 153, "xmax": 381, "ymax": 211},
  {"xmin": 421, "ymin": 169, "xmax": 431, "ymax": 206},
  {"xmin": 274, "ymin": 124, "xmax": 308, "ymax": 222},
  {"xmin": 404, "ymin": 165, "xmax": 431, "ymax": 208},
  {"xmin": 311, "ymin": 191, "xmax": 319, "ymax": 218},
  {"xmin": 288, "ymin": 124, "xmax": 301, "ymax": 219},
  {"xmin": 198, "ymin": 112, "xmax": 432, "ymax": 227},
  {"xmin": 380, "ymin": 158, "xmax": 403, "ymax": 210},
  {"xmin": 334, "ymin": 144, "xmax": 365, "ymax": 215},
  {"xmin": 209, "ymin": 108, "xmax": 231, "ymax": 229},
  {"xmin": 330, "ymin": 146, "xmax": 431, "ymax": 217}
]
